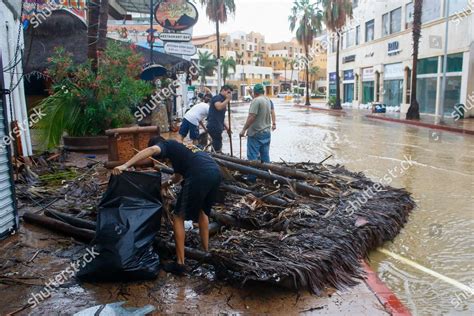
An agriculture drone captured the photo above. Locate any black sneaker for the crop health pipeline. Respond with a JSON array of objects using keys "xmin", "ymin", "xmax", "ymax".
[{"xmin": 162, "ymin": 262, "xmax": 186, "ymax": 276}]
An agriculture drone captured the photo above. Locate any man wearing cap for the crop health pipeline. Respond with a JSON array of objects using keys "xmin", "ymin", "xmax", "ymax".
[
  {"xmin": 179, "ymin": 93, "xmax": 212, "ymax": 145},
  {"xmin": 239, "ymin": 84, "xmax": 276, "ymax": 164}
]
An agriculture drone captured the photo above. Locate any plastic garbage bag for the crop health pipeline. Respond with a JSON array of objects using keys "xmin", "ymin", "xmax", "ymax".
[
  {"xmin": 73, "ymin": 301, "xmax": 155, "ymax": 316},
  {"xmin": 77, "ymin": 171, "xmax": 162, "ymax": 282}
]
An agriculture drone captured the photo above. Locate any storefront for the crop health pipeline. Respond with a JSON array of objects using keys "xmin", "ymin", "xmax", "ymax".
[
  {"xmin": 417, "ymin": 53, "xmax": 464, "ymax": 114},
  {"xmin": 362, "ymin": 67, "xmax": 375, "ymax": 104},
  {"xmin": 343, "ymin": 70, "xmax": 354, "ymax": 103},
  {"xmin": 329, "ymin": 72, "xmax": 337, "ymax": 97},
  {"xmin": 383, "ymin": 63, "xmax": 403, "ymax": 107}
]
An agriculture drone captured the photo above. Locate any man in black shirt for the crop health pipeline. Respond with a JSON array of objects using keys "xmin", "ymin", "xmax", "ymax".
[
  {"xmin": 113, "ymin": 137, "xmax": 222, "ymax": 275},
  {"xmin": 207, "ymin": 85, "xmax": 233, "ymax": 152}
]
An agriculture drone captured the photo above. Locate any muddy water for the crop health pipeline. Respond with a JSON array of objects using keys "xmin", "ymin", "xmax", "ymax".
[{"xmin": 226, "ymin": 100, "xmax": 474, "ymax": 315}]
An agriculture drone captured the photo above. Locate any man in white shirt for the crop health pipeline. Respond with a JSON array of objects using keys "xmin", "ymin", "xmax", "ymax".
[{"xmin": 178, "ymin": 93, "xmax": 212, "ymax": 145}]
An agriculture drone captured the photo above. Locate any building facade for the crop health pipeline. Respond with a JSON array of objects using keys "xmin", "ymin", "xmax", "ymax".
[
  {"xmin": 327, "ymin": 0, "xmax": 474, "ymax": 117},
  {"xmin": 193, "ymin": 31, "xmax": 328, "ymax": 97}
]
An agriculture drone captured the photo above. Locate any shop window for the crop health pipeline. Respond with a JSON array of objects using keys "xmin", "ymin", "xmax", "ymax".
[
  {"xmin": 365, "ymin": 19, "xmax": 375, "ymax": 42},
  {"xmin": 443, "ymin": 76, "xmax": 462, "ymax": 114},
  {"xmin": 443, "ymin": 53, "xmax": 464, "ymax": 73},
  {"xmin": 417, "ymin": 57, "xmax": 438, "ymax": 75},
  {"xmin": 383, "ymin": 80, "xmax": 403, "ymax": 107},
  {"xmin": 449, "ymin": 0, "xmax": 470, "ymax": 15},
  {"xmin": 362, "ymin": 81, "xmax": 374, "ymax": 104},
  {"xmin": 417, "ymin": 78, "xmax": 437, "ymax": 113}
]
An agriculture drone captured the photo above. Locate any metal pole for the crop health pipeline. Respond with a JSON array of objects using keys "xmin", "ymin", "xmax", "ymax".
[
  {"xmin": 439, "ymin": 0, "xmax": 450, "ymax": 123},
  {"xmin": 150, "ymin": 0, "xmax": 154, "ymax": 63}
]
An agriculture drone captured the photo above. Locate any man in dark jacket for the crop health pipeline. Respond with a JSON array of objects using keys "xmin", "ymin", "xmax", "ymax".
[{"xmin": 207, "ymin": 85, "xmax": 233, "ymax": 152}]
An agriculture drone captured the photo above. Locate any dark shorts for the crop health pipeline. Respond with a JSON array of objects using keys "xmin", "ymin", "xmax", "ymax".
[
  {"xmin": 174, "ymin": 169, "xmax": 222, "ymax": 222},
  {"xmin": 179, "ymin": 118, "xmax": 200, "ymax": 140}
]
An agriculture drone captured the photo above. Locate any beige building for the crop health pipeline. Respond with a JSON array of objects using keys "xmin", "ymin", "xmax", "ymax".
[{"xmin": 327, "ymin": 0, "xmax": 473, "ymax": 118}]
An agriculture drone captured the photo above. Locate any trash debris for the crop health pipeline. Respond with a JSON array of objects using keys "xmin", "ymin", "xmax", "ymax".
[
  {"xmin": 73, "ymin": 301, "xmax": 155, "ymax": 316},
  {"xmin": 76, "ymin": 172, "xmax": 163, "ymax": 282}
]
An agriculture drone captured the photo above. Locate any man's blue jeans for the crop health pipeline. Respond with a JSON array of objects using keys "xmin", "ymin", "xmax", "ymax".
[{"xmin": 247, "ymin": 130, "xmax": 271, "ymax": 162}]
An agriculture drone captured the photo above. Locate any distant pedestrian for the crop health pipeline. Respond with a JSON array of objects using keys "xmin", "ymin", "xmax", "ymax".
[
  {"xmin": 206, "ymin": 85, "xmax": 233, "ymax": 153},
  {"xmin": 179, "ymin": 93, "xmax": 212, "ymax": 145},
  {"xmin": 239, "ymin": 84, "xmax": 276, "ymax": 164}
]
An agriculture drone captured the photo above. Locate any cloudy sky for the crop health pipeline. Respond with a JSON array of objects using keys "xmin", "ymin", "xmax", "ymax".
[{"xmin": 192, "ymin": 0, "xmax": 296, "ymax": 42}]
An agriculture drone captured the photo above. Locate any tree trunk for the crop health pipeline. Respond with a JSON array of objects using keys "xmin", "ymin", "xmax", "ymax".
[
  {"xmin": 97, "ymin": 0, "xmax": 109, "ymax": 53},
  {"xmin": 406, "ymin": 0, "xmax": 423, "ymax": 120},
  {"xmin": 87, "ymin": 0, "xmax": 100, "ymax": 73},
  {"xmin": 305, "ymin": 48, "xmax": 311, "ymax": 106},
  {"xmin": 284, "ymin": 64, "xmax": 287, "ymax": 92},
  {"xmin": 334, "ymin": 32, "xmax": 342, "ymax": 109}
]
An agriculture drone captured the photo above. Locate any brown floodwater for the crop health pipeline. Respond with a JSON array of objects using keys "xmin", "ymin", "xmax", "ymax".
[{"xmin": 227, "ymin": 100, "xmax": 474, "ymax": 315}]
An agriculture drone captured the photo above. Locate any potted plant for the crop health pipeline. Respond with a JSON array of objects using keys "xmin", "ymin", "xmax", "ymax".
[{"xmin": 36, "ymin": 42, "xmax": 153, "ymax": 152}]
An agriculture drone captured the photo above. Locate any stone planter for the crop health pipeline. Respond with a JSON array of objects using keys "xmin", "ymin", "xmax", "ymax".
[{"xmin": 63, "ymin": 136, "xmax": 108, "ymax": 154}]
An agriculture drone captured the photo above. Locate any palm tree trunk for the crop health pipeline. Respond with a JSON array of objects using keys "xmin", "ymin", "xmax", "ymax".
[
  {"xmin": 87, "ymin": 0, "xmax": 100, "ymax": 73},
  {"xmin": 334, "ymin": 32, "xmax": 342, "ymax": 109},
  {"xmin": 305, "ymin": 48, "xmax": 310, "ymax": 106},
  {"xmin": 97, "ymin": 0, "xmax": 109, "ymax": 53},
  {"xmin": 284, "ymin": 64, "xmax": 287, "ymax": 92},
  {"xmin": 406, "ymin": 0, "xmax": 423, "ymax": 120}
]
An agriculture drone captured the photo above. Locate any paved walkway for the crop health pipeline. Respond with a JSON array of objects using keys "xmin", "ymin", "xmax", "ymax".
[{"xmin": 366, "ymin": 111, "xmax": 474, "ymax": 135}]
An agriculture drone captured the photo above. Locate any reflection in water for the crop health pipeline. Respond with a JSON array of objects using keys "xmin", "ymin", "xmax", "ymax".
[{"xmin": 226, "ymin": 101, "xmax": 474, "ymax": 314}]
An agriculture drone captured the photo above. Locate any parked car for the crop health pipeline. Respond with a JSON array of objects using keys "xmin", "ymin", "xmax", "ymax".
[
  {"xmin": 243, "ymin": 95, "xmax": 253, "ymax": 102},
  {"xmin": 277, "ymin": 92, "xmax": 289, "ymax": 98}
]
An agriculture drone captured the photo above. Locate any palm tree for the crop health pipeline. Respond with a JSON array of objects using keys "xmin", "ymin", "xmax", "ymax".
[
  {"xmin": 87, "ymin": 0, "xmax": 100, "ymax": 73},
  {"xmin": 289, "ymin": 58, "xmax": 296, "ymax": 92},
  {"xmin": 320, "ymin": 0, "xmax": 353, "ymax": 109},
  {"xmin": 309, "ymin": 66, "xmax": 319, "ymax": 91},
  {"xmin": 197, "ymin": 51, "xmax": 217, "ymax": 89},
  {"xmin": 200, "ymin": 0, "xmax": 236, "ymax": 91},
  {"xmin": 221, "ymin": 56, "xmax": 237, "ymax": 85},
  {"xmin": 282, "ymin": 57, "xmax": 289, "ymax": 91},
  {"xmin": 406, "ymin": 0, "xmax": 423, "ymax": 120},
  {"xmin": 289, "ymin": 0, "xmax": 323, "ymax": 106}
]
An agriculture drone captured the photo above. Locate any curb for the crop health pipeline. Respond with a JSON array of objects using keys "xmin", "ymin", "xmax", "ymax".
[
  {"xmin": 366, "ymin": 115, "xmax": 474, "ymax": 135},
  {"xmin": 294, "ymin": 104, "xmax": 347, "ymax": 115},
  {"xmin": 363, "ymin": 261, "xmax": 412, "ymax": 316}
]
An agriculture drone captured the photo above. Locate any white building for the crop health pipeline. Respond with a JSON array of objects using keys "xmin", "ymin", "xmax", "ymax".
[
  {"xmin": 327, "ymin": 0, "xmax": 474, "ymax": 118},
  {"xmin": 0, "ymin": 0, "xmax": 24, "ymax": 238}
]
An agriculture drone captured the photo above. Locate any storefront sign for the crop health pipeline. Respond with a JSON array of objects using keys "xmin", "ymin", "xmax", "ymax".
[
  {"xmin": 384, "ymin": 63, "xmax": 404, "ymax": 80},
  {"xmin": 158, "ymin": 32, "xmax": 192, "ymax": 42},
  {"xmin": 343, "ymin": 54, "xmax": 356, "ymax": 63},
  {"xmin": 388, "ymin": 41, "xmax": 401, "ymax": 56},
  {"xmin": 329, "ymin": 72, "xmax": 337, "ymax": 83},
  {"xmin": 154, "ymin": 0, "xmax": 199, "ymax": 31},
  {"xmin": 164, "ymin": 42, "xmax": 197, "ymax": 55},
  {"xmin": 365, "ymin": 52, "xmax": 374, "ymax": 58},
  {"xmin": 343, "ymin": 70, "xmax": 354, "ymax": 81},
  {"xmin": 362, "ymin": 67, "xmax": 375, "ymax": 81}
]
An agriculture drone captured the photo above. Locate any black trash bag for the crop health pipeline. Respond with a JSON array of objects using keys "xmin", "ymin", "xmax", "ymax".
[{"xmin": 77, "ymin": 171, "xmax": 163, "ymax": 282}]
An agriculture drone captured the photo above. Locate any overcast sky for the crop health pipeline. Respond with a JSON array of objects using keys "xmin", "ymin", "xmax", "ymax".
[{"xmin": 192, "ymin": 0, "xmax": 296, "ymax": 43}]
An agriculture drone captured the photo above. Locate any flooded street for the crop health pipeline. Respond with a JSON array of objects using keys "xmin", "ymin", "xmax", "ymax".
[{"xmin": 227, "ymin": 100, "xmax": 474, "ymax": 314}]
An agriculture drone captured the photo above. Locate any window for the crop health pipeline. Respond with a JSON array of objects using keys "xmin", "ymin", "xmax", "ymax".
[
  {"xmin": 345, "ymin": 29, "xmax": 355, "ymax": 48},
  {"xmin": 442, "ymin": 53, "xmax": 464, "ymax": 72},
  {"xmin": 254, "ymin": 38, "xmax": 257, "ymax": 43},
  {"xmin": 353, "ymin": 0, "xmax": 358, "ymax": 9},
  {"xmin": 383, "ymin": 7, "xmax": 401, "ymax": 36},
  {"xmin": 241, "ymin": 44, "xmax": 244, "ymax": 49},
  {"xmin": 355, "ymin": 25, "xmax": 360, "ymax": 45},
  {"xmin": 449, "ymin": 0, "xmax": 470, "ymax": 15},
  {"xmin": 406, "ymin": 0, "xmax": 441, "ymax": 25},
  {"xmin": 365, "ymin": 19, "xmax": 374, "ymax": 42},
  {"xmin": 418, "ymin": 57, "xmax": 438, "ymax": 74}
]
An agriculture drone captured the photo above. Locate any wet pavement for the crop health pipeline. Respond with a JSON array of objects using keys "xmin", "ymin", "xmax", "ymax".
[
  {"xmin": 0, "ymin": 223, "xmax": 390, "ymax": 315},
  {"xmin": 226, "ymin": 99, "xmax": 474, "ymax": 315}
]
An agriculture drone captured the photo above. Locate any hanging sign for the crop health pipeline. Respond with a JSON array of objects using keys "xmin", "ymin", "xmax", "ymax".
[
  {"xmin": 159, "ymin": 32, "xmax": 192, "ymax": 42},
  {"xmin": 164, "ymin": 42, "xmax": 197, "ymax": 55},
  {"xmin": 154, "ymin": 0, "xmax": 199, "ymax": 31}
]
